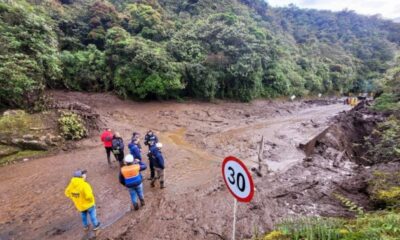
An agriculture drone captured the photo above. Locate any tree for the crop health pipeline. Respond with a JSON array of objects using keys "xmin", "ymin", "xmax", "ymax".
[{"xmin": 0, "ymin": 2, "xmax": 61, "ymax": 108}]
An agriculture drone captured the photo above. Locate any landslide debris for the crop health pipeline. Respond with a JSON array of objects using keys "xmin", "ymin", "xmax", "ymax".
[{"xmin": 262, "ymin": 101, "xmax": 398, "ymax": 223}]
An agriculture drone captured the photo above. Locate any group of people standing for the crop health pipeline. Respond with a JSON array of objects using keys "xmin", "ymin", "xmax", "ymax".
[{"xmin": 64, "ymin": 128, "xmax": 166, "ymax": 232}]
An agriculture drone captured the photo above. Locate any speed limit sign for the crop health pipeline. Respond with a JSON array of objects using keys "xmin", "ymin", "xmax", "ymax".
[{"xmin": 222, "ymin": 156, "xmax": 254, "ymax": 203}]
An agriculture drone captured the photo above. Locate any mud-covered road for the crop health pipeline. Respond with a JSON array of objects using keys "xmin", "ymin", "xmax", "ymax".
[{"xmin": 0, "ymin": 92, "xmax": 350, "ymax": 240}]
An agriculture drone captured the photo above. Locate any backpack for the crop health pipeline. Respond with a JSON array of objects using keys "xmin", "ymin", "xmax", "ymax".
[
  {"xmin": 112, "ymin": 138, "xmax": 121, "ymax": 154},
  {"xmin": 105, "ymin": 135, "xmax": 112, "ymax": 141}
]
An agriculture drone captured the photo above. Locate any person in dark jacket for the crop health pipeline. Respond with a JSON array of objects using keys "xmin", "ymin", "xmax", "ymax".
[
  {"xmin": 144, "ymin": 130, "xmax": 158, "ymax": 147},
  {"xmin": 144, "ymin": 130, "xmax": 158, "ymax": 180},
  {"xmin": 119, "ymin": 155, "xmax": 147, "ymax": 210},
  {"xmin": 112, "ymin": 132, "xmax": 124, "ymax": 167},
  {"xmin": 128, "ymin": 137, "xmax": 142, "ymax": 161},
  {"xmin": 150, "ymin": 142, "xmax": 166, "ymax": 189}
]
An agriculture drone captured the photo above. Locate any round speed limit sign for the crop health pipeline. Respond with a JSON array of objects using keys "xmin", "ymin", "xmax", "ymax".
[{"xmin": 222, "ymin": 156, "xmax": 254, "ymax": 202}]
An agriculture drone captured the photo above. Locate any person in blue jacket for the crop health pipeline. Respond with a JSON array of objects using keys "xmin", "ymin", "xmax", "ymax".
[
  {"xmin": 128, "ymin": 137, "xmax": 142, "ymax": 161},
  {"xmin": 150, "ymin": 142, "xmax": 166, "ymax": 189},
  {"xmin": 119, "ymin": 154, "xmax": 147, "ymax": 210},
  {"xmin": 131, "ymin": 132, "xmax": 142, "ymax": 149}
]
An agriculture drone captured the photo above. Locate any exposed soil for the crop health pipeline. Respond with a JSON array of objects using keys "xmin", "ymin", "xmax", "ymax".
[{"xmin": 0, "ymin": 92, "xmax": 354, "ymax": 240}]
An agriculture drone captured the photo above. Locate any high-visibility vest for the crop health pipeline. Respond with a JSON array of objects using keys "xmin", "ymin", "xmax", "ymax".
[{"xmin": 121, "ymin": 164, "xmax": 142, "ymax": 187}]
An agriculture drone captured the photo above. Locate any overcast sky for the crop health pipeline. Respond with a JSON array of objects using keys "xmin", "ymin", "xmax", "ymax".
[{"xmin": 267, "ymin": 0, "xmax": 400, "ymax": 20}]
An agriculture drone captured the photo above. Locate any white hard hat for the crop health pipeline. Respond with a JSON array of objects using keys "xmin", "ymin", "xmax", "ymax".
[
  {"xmin": 124, "ymin": 154, "xmax": 134, "ymax": 163},
  {"xmin": 156, "ymin": 142, "xmax": 163, "ymax": 148}
]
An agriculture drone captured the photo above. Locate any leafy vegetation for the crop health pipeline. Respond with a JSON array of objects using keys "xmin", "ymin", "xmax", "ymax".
[
  {"xmin": 364, "ymin": 116, "xmax": 400, "ymax": 163},
  {"xmin": 0, "ymin": 1, "xmax": 60, "ymax": 108},
  {"xmin": 0, "ymin": 149, "xmax": 47, "ymax": 166},
  {"xmin": 0, "ymin": 110, "xmax": 42, "ymax": 135},
  {"xmin": 1, "ymin": 0, "xmax": 400, "ymax": 108},
  {"xmin": 58, "ymin": 112, "xmax": 87, "ymax": 140},
  {"xmin": 365, "ymin": 61, "xmax": 400, "ymax": 164},
  {"xmin": 369, "ymin": 171, "xmax": 400, "ymax": 209},
  {"xmin": 334, "ymin": 194, "xmax": 364, "ymax": 216},
  {"xmin": 372, "ymin": 94, "xmax": 400, "ymax": 112},
  {"xmin": 260, "ymin": 211, "xmax": 400, "ymax": 240}
]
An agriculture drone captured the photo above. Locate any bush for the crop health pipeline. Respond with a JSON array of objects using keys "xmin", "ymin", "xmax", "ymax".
[
  {"xmin": 372, "ymin": 93, "xmax": 400, "ymax": 112},
  {"xmin": 60, "ymin": 44, "xmax": 109, "ymax": 91},
  {"xmin": 364, "ymin": 116, "xmax": 400, "ymax": 163},
  {"xmin": 58, "ymin": 112, "xmax": 87, "ymax": 140},
  {"xmin": 0, "ymin": 2, "xmax": 61, "ymax": 108},
  {"xmin": 369, "ymin": 171, "xmax": 400, "ymax": 208}
]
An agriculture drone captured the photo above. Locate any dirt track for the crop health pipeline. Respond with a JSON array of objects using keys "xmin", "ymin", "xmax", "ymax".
[{"xmin": 0, "ymin": 92, "xmax": 350, "ymax": 240}]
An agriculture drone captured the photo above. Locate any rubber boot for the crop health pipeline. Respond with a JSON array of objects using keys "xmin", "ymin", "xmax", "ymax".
[
  {"xmin": 133, "ymin": 203, "xmax": 139, "ymax": 211},
  {"xmin": 160, "ymin": 181, "xmax": 165, "ymax": 189}
]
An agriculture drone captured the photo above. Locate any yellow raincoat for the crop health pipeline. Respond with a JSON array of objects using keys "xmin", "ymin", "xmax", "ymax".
[{"xmin": 64, "ymin": 177, "xmax": 95, "ymax": 212}]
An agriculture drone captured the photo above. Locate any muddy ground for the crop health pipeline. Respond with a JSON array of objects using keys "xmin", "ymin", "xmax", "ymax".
[{"xmin": 0, "ymin": 92, "xmax": 353, "ymax": 240}]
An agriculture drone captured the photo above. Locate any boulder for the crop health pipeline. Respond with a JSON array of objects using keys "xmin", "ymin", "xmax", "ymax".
[
  {"xmin": 11, "ymin": 139, "xmax": 49, "ymax": 150},
  {"xmin": 22, "ymin": 134, "xmax": 35, "ymax": 140},
  {"xmin": 51, "ymin": 135, "xmax": 63, "ymax": 143},
  {"xmin": 44, "ymin": 133, "xmax": 63, "ymax": 146}
]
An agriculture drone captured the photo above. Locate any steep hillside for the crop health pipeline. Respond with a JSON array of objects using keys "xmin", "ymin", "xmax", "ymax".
[{"xmin": 1, "ymin": 0, "xmax": 400, "ymax": 108}]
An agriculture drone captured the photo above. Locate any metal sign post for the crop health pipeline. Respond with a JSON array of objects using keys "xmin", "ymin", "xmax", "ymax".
[
  {"xmin": 232, "ymin": 198, "xmax": 237, "ymax": 240},
  {"xmin": 222, "ymin": 156, "xmax": 255, "ymax": 240}
]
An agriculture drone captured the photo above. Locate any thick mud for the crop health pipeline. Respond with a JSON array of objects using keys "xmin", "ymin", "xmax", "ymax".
[{"xmin": 0, "ymin": 92, "xmax": 351, "ymax": 240}]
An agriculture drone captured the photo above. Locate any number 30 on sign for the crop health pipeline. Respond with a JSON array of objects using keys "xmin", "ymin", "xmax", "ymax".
[{"xmin": 222, "ymin": 156, "xmax": 254, "ymax": 202}]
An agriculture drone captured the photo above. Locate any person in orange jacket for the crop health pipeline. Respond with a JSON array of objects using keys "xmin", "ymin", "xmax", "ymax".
[
  {"xmin": 101, "ymin": 128, "xmax": 114, "ymax": 167},
  {"xmin": 65, "ymin": 170, "xmax": 101, "ymax": 231},
  {"xmin": 119, "ymin": 155, "xmax": 147, "ymax": 210}
]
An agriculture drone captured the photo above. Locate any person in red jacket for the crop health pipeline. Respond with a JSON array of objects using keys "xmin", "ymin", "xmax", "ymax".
[{"xmin": 101, "ymin": 128, "xmax": 114, "ymax": 167}]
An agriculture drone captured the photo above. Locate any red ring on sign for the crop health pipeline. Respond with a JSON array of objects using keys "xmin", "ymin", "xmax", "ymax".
[{"xmin": 222, "ymin": 156, "xmax": 255, "ymax": 202}]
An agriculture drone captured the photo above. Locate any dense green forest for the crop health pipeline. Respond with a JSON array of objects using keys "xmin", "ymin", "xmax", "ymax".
[{"xmin": 1, "ymin": 0, "xmax": 400, "ymax": 108}]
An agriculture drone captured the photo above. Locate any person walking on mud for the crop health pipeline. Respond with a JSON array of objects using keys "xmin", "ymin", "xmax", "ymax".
[
  {"xmin": 101, "ymin": 128, "xmax": 114, "ymax": 167},
  {"xmin": 119, "ymin": 155, "xmax": 147, "ymax": 210},
  {"xmin": 150, "ymin": 142, "xmax": 166, "ymax": 189},
  {"xmin": 112, "ymin": 132, "xmax": 125, "ymax": 167},
  {"xmin": 144, "ymin": 130, "xmax": 159, "ymax": 180},
  {"xmin": 128, "ymin": 136, "xmax": 142, "ymax": 161},
  {"xmin": 65, "ymin": 170, "xmax": 101, "ymax": 231}
]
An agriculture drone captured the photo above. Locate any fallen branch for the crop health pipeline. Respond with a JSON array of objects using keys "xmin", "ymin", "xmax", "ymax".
[{"xmin": 257, "ymin": 135, "xmax": 268, "ymax": 176}]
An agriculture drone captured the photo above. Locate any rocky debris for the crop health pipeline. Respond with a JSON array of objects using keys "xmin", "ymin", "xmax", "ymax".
[
  {"xmin": 304, "ymin": 98, "xmax": 342, "ymax": 106},
  {"xmin": 11, "ymin": 139, "xmax": 49, "ymax": 151},
  {"xmin": 52, "ymin": 101, "xmax": 102, "ymax": 132},
  {"xmin": 10, "ymin": 133, "xmax": 63, "ymax": 151},
  {"xmin": 0, "ymin": 145, "xmax": 20, "ymax": 158},
  {"xmin": 282, "ymin": 103, "xmax": 389, "ymax": 215},
  {"xmin": 2, "ymin": 110, "xmax": 26, "ymax": 116},
  {"xmin": 22, "ymin": 134, "xmax": 36, "ymax": 141}
]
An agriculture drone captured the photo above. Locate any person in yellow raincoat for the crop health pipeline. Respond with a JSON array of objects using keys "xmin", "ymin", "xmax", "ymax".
[{"xmin": 65, "ymin": 170, "xmax": 101, "ymax": 231}]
